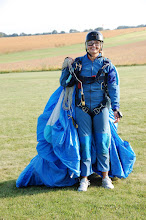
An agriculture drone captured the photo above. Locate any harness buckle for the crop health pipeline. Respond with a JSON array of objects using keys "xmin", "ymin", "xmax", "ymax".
[
  {"xmin": 82, "ymin": 106, "xmax": 89, "ymax": 113},
  {"xmin": 93, "ymin": 108, "xmax": 100, "ymax": 115},
  {"xmin": 77, "ymin": 102, "xmax": 89, "ymax": 113},
  {"xmin": 93, "ymin": 103, "xmax": 105, "ymax": 115}
]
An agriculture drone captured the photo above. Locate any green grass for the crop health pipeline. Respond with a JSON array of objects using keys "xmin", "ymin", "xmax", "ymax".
[
  {"xmin": 0, "ymin": 44, "xmax": 84, "ymax": 64},
  {"xmin": 104, "ymin": 30, "xmax": 146, "ymax": 47},
  {"xmin": 0, "ymin": 29, "xmax": 145, "ymax": 64},
  {"xmin": 0, "ymin": 66, "xmax": 146, "ymax": 220}
]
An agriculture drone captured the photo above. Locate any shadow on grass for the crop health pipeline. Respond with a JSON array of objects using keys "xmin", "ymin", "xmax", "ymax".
[
  {"xmin": 0, "ymin": 179, "xmax": 78, "ymax": 199},
  {"xmin": 0, "ymin": 174, "xmax": 119, "ymax": 198}
]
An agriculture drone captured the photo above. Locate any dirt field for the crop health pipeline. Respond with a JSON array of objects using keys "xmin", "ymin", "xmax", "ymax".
[
  {"xmin": 104, "ymin": 40, "xmax": 146, "ymax": 65},
  {"xmin": 0, "ymin": 27, "xmax": 146, "ymax": 71},
  {"xmin": 0, "ymin": 39, "xmax": 146, "ymax": 72},
  {"xmin": 0, "ymin": 27, "xmax": 146, "ymax": 53}
]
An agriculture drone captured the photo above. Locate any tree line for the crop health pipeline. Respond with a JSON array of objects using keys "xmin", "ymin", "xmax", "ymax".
[{"xmin": 0, "ymin": 24, "xmax": 145, "ymax": 38}]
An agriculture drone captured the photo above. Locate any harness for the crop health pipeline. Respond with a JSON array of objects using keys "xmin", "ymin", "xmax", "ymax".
[{"xmin": 70, "ymin": 57, "xmax": 111, "ymax": 117}]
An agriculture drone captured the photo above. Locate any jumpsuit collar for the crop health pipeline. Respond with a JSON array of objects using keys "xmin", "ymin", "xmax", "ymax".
[{"xmin": 86, "ymin": 53, "xmax": 102, "ymax": 61}]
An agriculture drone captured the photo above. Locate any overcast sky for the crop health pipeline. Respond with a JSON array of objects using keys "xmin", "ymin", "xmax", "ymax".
[{"xmin": 0, "ymin": 0, "xmax": 146, "ymax": 34}]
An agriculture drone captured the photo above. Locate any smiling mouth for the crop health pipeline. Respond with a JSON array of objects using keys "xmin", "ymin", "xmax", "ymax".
[{"xmin": 90, "ymin": 48, "xmax": 98, "ymax": 51}]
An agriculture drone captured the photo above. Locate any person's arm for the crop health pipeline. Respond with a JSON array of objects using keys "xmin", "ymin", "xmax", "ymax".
[
  {"xmin": 60, "ymin": 57, "xmax": 75, "ymax": 87},
  {"xmin": 107, "ymin": 64, "xmax": 121, "ymax": 123}
]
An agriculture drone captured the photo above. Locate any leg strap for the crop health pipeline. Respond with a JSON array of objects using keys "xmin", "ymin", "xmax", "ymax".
[{"xmin": 78, "ymin": 102, "xmax": 106, "ymax": 118}]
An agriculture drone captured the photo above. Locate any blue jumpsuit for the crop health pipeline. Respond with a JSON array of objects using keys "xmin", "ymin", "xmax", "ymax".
[{"xmin": 60, "ymin": 54, "xmax": 120, "ymax": 177}]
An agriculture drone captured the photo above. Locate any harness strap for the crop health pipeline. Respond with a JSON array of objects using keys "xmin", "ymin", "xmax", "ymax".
[
  {"xmin": 78, "ymin": 75, "xmax": 105, "ymax": 84},
  {"xmin": 78, "ymin": 98, "xmax": 108, "ymax": 118},
  {"xmin": 69, "ymin": 57, "xmax": 111, "ymax": 117},
  {"xmin": 76, "ymin": 58, "xmax": 110, "ymax": 116},
  {"xmin": 77, "ymin": 60, "xmax": 110, "ymax": 87}
]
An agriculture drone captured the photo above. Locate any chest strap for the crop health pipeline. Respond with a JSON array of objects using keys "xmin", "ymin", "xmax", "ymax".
[
  {"xmin": 76, "ymin": 59, "xmax": 110, "ymax": 116},
  {"xmin": 78, "ymin": 75, "xmax": 105, "ymax": 84}
]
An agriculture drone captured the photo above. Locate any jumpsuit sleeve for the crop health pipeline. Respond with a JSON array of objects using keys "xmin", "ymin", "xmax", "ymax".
[
  {"xmin": 107, "ymin": 63, "xmax": 120, "ymax": 111},
  {"xmin": 60, "ymin": 67, "xmax": 76, "ymax": 87}
]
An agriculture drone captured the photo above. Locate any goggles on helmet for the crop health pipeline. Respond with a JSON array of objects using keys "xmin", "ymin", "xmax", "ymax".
[{"xmin": 87, "ymin": 40, "xmax": 101, "ymax": 47}]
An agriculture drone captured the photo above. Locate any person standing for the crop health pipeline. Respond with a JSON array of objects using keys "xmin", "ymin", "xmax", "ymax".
[{"xmin": 60, "ymin": 31, "xmax": 121, "ymax": 191}]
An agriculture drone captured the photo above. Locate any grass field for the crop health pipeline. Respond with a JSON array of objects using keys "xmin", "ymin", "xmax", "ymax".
[
  {"xmin": 0, "ymin": 66, "xmax": 145, "ymax": 219},
  {"xmin": 0, "ymin": 27, "xmax": 146, "ymax": 72}
]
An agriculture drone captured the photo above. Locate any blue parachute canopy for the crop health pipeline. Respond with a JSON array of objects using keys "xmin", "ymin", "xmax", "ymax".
[{"xmin": 16, "ymin": 86, "xmax": 136, "ymax": 188}]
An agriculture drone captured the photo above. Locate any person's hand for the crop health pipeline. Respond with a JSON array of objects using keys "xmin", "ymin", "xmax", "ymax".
[
  {"xmin": 68, "ymin": 57, "xmax": 74, "ymax": 65},
  {"xmin": 71, "ymin": 58, "xmax": 82, "ymax": 75},
  {"xmin": 62, "ymin": 57, "xmax": 74, "ymax": 69},
  {"xmin": 114, "ymin": 111, "xmax": 121, "ymax": 123}
]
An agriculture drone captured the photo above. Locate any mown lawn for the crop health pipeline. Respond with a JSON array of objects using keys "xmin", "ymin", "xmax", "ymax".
[{"xmin": 0, "ymin": 66, "xmax": 145, "ymax": 220}]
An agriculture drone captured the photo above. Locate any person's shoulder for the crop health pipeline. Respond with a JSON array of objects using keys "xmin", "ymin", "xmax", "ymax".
[
  {"xmin": 74, "ymin": 55, "xmax": 86, "ymax": 63},
  {"xmin": 75, "ymin": 55, "xmax": 85, "ymax": 60},
  {"xmin": 102, "ymin": 57, "xmax": 116, "ymax": 70},
  {"xmin": 102, "ymin": 56, "xmax": 111, "ymax": 64}
]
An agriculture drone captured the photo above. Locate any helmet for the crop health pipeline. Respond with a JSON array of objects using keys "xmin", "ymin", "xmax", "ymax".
[
  {"xmin": 85, "ymin": 31, "xmax": 104, "ymax": 43},
  {"xmin": 85, "ymin": 31, "xmax": 104, "ymax": 52}
]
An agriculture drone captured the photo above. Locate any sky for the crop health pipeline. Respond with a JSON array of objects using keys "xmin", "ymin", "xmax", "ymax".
[{"xmin": 0, "ymin": 0, "xmax": 146, "ymax": 35}]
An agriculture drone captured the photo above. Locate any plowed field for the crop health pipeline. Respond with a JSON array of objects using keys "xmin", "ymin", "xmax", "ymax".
[{"xmin": 0, "ymin": 27, "xmax": 146, "ymax": 72}]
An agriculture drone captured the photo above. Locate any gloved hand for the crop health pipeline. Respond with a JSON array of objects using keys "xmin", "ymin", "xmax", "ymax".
[
  {"xmin": 71, "ymin": 58, "xmax": 82, "ymax": 76},
  {"xmin": 62, "ymin": 57, "xmax": 74, "ymax": 69},
  {"xmin": 114, "ymin": 110, "xmax": 123, "ymax": 123}
]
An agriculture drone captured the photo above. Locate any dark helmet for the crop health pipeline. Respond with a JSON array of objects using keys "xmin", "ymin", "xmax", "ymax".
[
  {"xmin": 85, "ymin": 31, "xmax": 104, "ymax": 43},
  {"xmin": 85, "ymin": 31, "xmax": 104, "ymax": 51}
]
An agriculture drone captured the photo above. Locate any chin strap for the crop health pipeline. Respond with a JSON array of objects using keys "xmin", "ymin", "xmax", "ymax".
[{"xmin": 87, "ymin": 51, "xmax": 92, "ymax": 58}]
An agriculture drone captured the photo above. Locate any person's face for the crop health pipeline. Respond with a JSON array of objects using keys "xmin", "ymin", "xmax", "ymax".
[{"xmin": 87, "ymin": 40, "xmax": 101, "ymax": 56}]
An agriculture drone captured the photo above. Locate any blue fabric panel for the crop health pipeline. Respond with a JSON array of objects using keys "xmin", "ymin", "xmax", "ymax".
[
  {"xmin": 16, "ymin": 155, "xmax": 77, "ymax": 187},
  {"xmin": 79, "ymin": 135, "xmax": 92, "ymax": 159},
  {"xmin": 94, "ymin": 132, "xmax": 110, "ymax": 155},
  {"xmin": 16, "ymin": 87, "xmax": 136, "ymax": 188},
  {"xmin": 36, "ymin": 140, "xmax": 58, "ymax": 162},
  {"xmin": 16, "ymin": 155, "xmax": 43, "ymax": 187},
  {"xmin": 108, "ymin": 65, "xmax": 119, "ymax": 84},
  {"xmin": 44, "ymin": 125, "xmax": 52, "ymax": 143},
  {"xmin": 80, "ymin": 158, "xmax": 93, "ymax": 177},
  {"xmin": 109, "ymin": 119, "xmax": 136, "ymax": 178},
  {"xmin": 96, "ymin": 154, "xmax": 110, "ymax": 172},
  {"xmin": 50, "ymin": 88, "xmax": 81, "ymax": 178}
]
